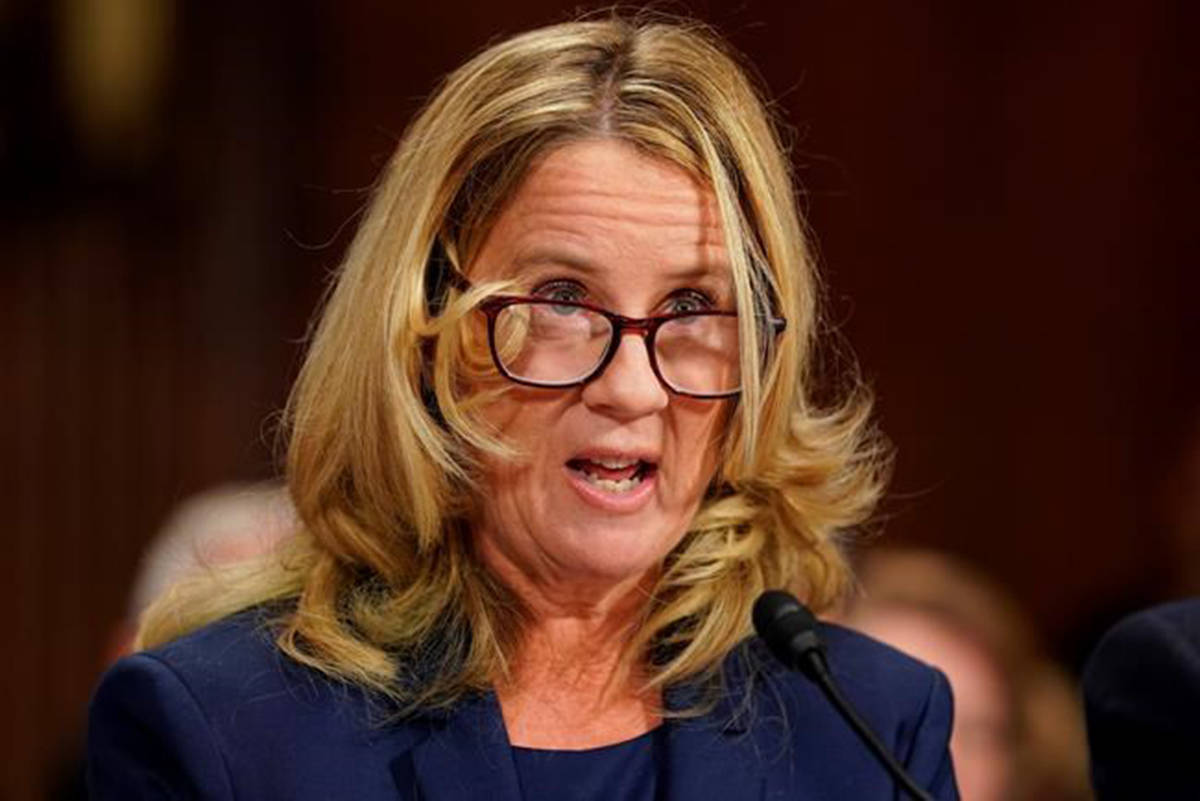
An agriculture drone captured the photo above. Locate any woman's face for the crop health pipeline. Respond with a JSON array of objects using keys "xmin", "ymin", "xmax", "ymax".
[{"xmin": 467, "ymin": 139, "xmax": 733, "ymax": 604}]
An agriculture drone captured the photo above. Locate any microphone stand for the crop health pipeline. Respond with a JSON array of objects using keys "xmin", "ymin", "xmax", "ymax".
[
  {"xmin": 753, "ymin": 590, "xmax": 936, "ymax": 801},
  {"xmin": 797, "ymin": 648, "xmax": 935, "ymax": 801}
]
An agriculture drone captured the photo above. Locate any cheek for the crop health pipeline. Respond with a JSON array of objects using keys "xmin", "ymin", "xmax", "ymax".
[
  {"xmin": 477, "ymin": 391, "xmax": 521, "ymax": 434},
  {"xmin": 668, "ymin": 402, "xmax": 731, "ymax": 494},
  {"xmin": 477, "ymin": 389, "xmax": 573, "ymax": 476}
]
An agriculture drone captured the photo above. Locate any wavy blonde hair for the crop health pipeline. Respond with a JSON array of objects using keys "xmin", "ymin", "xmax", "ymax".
[{"xmin": 140, "ymin": 13, "xmax": 889, "ymax": 713}]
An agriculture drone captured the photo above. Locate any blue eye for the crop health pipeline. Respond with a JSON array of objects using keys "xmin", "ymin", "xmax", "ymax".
[
  {"xmin": 533, "ymin": 279, "xmax": 585, "ymax": 301},
  {"xmin": 532, "ymin": 279, "xmax": 587, "ymax": 314},
  {"xmin": 665, "ymin": 289, "xmax": 713, "ymax": 315}
]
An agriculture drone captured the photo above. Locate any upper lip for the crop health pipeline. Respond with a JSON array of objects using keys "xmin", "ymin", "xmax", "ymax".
[{"xmin": 568, "ymin": 448, "xmax": 660, "ymax": 466}]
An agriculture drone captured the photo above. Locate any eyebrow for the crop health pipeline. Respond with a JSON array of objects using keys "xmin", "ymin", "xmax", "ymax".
[
  {"xmin": 512, "ymin": 248, "xmax": 732, "ymax": 284},
  {"xmin": 513, "ymin": 249, "xmax": 598, "ymax": 275}
]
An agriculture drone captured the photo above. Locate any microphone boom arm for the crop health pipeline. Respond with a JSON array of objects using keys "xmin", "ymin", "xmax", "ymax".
[
  {"xmin": 799, "ymin": 648, "xmax": 935, "ymax": 801},
  {"xmin": 753, "ymin": 590, "xmax": 936, "ymax": 801}
]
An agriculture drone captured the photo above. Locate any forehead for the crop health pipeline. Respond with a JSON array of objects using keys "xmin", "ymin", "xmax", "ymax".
[{"xmin": 468, "ymin": 139, "xmax": 732, "ymax": 287}]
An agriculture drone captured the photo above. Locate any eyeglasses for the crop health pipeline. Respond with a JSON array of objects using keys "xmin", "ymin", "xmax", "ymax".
[{"xmin": 476, "ymin": 295, "xmax": 787, "ymax": 399}]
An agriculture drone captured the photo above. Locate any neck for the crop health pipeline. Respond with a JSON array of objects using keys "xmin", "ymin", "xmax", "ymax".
[
  {"xmin": 478, "ymin": 541, "xmax": 663, "ymax": 748},
  {"xmin": 496, "ymin": 611, "xmax": 663, "ymax": 749}
]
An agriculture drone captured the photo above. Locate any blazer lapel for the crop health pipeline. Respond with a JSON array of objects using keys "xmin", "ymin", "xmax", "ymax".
[
  {"xmin": 657, "ymin": 671, "xmax": 768, "ymax": 801},
  {"xmin": 389, "ymin": 692, "xmax": 523, "ymax": 801},
  {"xmin": 660, "ymin": 716, "xmax": 766, "ymax": 800},
  {"xmin": 390, "ymin": 642, "xmax": 791, "ymax": 801},
  {"xmin": 660, "ymin": 644, "xmax": 802, "ymax": 801}
]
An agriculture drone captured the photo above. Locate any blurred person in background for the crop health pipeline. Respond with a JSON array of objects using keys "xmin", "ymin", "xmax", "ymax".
[
  {"xmin": 837, "ymin": 548, "xmax": 1093, "ymax": 801},
  {"xmin": 1083, "ymin": 598, "xmax": 1200, "ymax": 800},
  {"xmin": 105, "ymin": 481, "xmax": 296, "ymax": 660},
  {"xmin": 1083, "ymin": 420, "xmax": 1200, "ymax": 800},
  {"xmin": 49, "ymin": 482, "xmax": 294, "ymax": 801}
]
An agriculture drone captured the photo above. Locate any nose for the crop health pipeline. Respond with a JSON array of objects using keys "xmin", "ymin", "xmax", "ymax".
[{"xmin": 580, "ymin": 331, "xmax": 669, "ymax": 419}]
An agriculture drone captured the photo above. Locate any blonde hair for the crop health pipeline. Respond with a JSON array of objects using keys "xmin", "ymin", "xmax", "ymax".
[{"xmin": 140, "ymin": 13, "xmax": 888, "ymax": 713}]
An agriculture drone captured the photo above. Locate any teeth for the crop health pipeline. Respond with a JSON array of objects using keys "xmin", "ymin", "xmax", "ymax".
[
  {"xmin": 593, "ymin": 457, "xmax": 638, "ymax": 469},
  {"xmin": 582, "ymin": 472, "xmax": 643, "ymax": 492}
]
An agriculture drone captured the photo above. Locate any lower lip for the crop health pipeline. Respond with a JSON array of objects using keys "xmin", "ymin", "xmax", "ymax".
[{"xmin": 565, "ymin": 465, "xmax": 657, "ymax": 513}]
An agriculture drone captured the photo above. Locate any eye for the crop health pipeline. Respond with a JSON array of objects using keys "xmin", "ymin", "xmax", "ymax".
[
  {"xmin": 664, "ymin": 288, "xmax": 714, "ymax": 315},
  {"xmin": 531, "ymin": 278, "xmax": 588, "ymax": 315},
  {"xmin": 532, "ymin": 278, "xmax": 587, "ymax": 303}
]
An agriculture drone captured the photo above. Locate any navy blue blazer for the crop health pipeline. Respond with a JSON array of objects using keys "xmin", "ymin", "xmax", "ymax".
[{"xmin": 88, "ymin": 610, "xmax": 958, "ymax": 799}]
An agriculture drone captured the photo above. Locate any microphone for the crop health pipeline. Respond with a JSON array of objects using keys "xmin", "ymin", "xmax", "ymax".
[{"xmin": 752, "ymin": 590, "xmax": 936, "ymax": 801}]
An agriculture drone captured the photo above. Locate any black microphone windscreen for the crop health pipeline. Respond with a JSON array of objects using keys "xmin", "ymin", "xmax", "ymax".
[{"xmin": 753, "ymin": 590, "xmax": 823, "ymax": 673}]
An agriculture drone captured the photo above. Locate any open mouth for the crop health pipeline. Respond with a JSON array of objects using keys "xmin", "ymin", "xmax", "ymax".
[{"xmin": 566, "ymin": 457, "xmax": 658, "ymax": 493}]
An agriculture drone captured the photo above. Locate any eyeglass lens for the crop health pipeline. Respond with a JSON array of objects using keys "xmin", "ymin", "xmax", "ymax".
[{"xmin": 492, "ymin": 302, "xmax": 740, "ymax": 395}]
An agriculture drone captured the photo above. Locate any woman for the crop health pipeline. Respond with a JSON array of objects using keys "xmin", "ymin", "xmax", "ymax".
[{"xmin": 89, "ymin": 14, "xmax": 958, "ymax": 800}]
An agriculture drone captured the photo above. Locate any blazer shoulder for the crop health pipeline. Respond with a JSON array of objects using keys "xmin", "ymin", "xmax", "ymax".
[
  {"xmin": 729, "ymin": 624, "xmax": 958, "ymax": 799},
  {"xmin": 822, "ymin": 624, "xmax": 957, "ymax": 799},
  {"xmin": 137, "ymin": 608, "xmax": 303, "ymax": 708},
  {"xmin": 736, "ymin": 620, "xmax": 951, "ymax": 722},
  {"xmin": 123, "ymin": 607, "xmax": 394, "ymax": 739},
  {"xmin": 90, "ymin": 609, "xmax": 424, "ymax": 800},
  {"xmin": 820, "ymin": 621, "xmax": 949, "ymax": 701},
  {"xmin": 87, "ymin": 611, "xmax": 279, "ymax": 800}
]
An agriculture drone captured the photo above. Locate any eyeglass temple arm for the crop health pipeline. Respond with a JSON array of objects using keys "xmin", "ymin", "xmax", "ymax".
[{"xmin": 425, "ymin": 241, "xmax": 474, "ymax": 316}]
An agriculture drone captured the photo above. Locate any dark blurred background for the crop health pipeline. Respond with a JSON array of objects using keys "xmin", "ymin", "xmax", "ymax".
[{"xmin": 2, "ymin": 1, "xmax": 1196, "ymax": 798}]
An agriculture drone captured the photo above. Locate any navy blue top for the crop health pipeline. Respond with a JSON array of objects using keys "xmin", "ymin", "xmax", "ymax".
[
  {"xmin": 512, "ymin": 727, "xmax": 663, "ymax": 801},
  {"xmin": 87, "ymin": 609, "xmax": 959, "ymax": 800}
]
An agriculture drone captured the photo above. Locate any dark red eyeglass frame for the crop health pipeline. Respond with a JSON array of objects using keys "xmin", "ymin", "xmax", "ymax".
[{"xmin": 476, "ymin": 295, "xmax": 787, "ymax": 400}]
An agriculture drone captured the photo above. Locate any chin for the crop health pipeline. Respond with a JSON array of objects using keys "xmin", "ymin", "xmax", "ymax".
[{"xmin": 552, "ymin": 516, "xmax": 685, "ymax": 583}]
